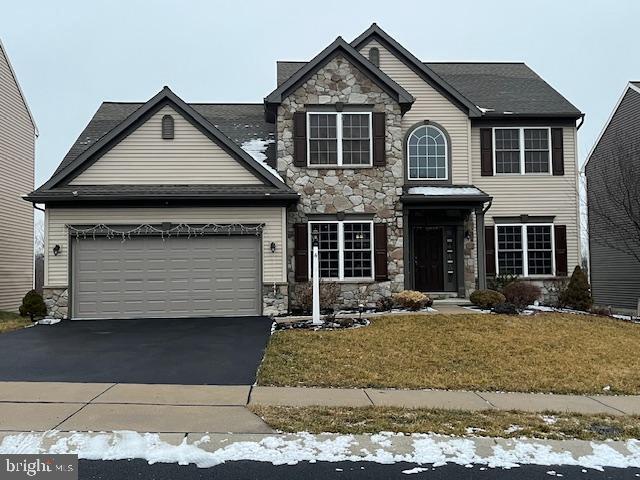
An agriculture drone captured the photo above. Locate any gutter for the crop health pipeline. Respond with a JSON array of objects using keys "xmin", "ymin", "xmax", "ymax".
[{"xmin": 576, "ymin": 113, "xmax": 586, "ymax": 130}]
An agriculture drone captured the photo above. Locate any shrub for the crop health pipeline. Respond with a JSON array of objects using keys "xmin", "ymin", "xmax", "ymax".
[
  {"xmin": 393, "ymin": 290, "xmax": 430, "ymax": 310},
  {"xmin": 293, "ymin": 281, "xmax": 341, "ymax": 313},
  {"xmin": 376, "ymin": 296, "xmax": 394, "ymax": 312},
  {"xmin": 502, "ymin": 281, "xmax": 542, "ymax": 309},
  {"xmin": 590, "ymin": 305, "xmax": 611, "ymax": 317},
  {"xmin": 558, "ymin": 266, "xmax": 593, "ymax": 312},
  {"xmin": 492, "ymin": 302, "xmax": 519, "ymax": 315},
  {"xmin": 489, "ymin": 273, "xmax": 520, "ymax": 293},
  {"xmin": 19, "ymin": 290, "xmax": 47, "ymax": 321},
  {"xmin": 469, "ymin": 289, "xmax": 506, "ymax": 309}
]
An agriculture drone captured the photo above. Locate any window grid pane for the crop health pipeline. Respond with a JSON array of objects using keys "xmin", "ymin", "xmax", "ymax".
[
  {"xmin": 408, "ymin": 125, "xmax": 447, "ymax": 179},
  {"xmin": 342, "ymin": 114, "xmax": 371, "ymax": 165},
  {"xmin": 524, "ymin": 129, "xmax": 550, "ymax": 173},
  {"xmin": 495, "ymin": 129, "xmax": 521, "ymax": 174},
  {"xmin": 315, "ymin": 223, "xmax": 339, "ymax": 278},
  {"xmin": 497, "ymin": 225, "xmax": 524, "ymax": 275},
  {"xmin": 309, "ymin": 114, "xmax": 338, "ymax": 165},
  {"xmin": 527, "ymin": 225, "xmax": 553, "ymax": 275},
  {"xmin": 343, "ymin": 223, "xmax": 372, "ymax": 278}
]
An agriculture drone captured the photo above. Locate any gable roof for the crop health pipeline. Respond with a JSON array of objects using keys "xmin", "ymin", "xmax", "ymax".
[
  {"xmin": 265, "ymin": 37, "xmax": 414, "ymax": 114},
  {"xmin": 0, "ymin": 38, "xmax": 37, "ymax": 135},
  {"xmin": 39, "ymin": 87, "xmax": 291, "ymax": 193},
  {"xmin": 351, "ymin": 24, "xmax": 483, "ymax": 118},
  {"xmin": 584, "ymin": 82, "xmax": 640, "ymax": 169}
]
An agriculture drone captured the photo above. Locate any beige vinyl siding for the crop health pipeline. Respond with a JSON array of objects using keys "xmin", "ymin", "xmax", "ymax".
[
  {"xmin": 70, "ymin": 106, "xmax": 262, "ymax": 185},
  {"xmin": 44, "ymin": 206, "xmax": 286, "ymax": 286},
  {"xmin": 360, "ymin": 41, "xmax": 471, "ymax": 184},
  {"xmin": 0, "ymin": 43, "xmax": 34, "ymax": 311},
  {"xmin": 471, "ymin": 126, "xmax": 580, "ymax": 271}
]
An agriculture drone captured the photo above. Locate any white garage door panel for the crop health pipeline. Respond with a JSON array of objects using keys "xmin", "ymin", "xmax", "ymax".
[{"xmin": 72, "ymin": 235, "xmax": 261, "ymax": 319}]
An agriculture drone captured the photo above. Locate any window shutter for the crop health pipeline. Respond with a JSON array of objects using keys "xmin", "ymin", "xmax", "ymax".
[
  {"xmin": 554, "ymin": 224, "xmax": 568, "ymax": 276},
  {"xmin": 293, "ymin": 112, "xmax": 307, "ymax": 167},
  {"xmin": 294, "ymin": 223, "xmax": 309, "ymax": 282},
  {"xmin": 551, "ymin": 128, "xmax": 564, "ymax": 175},
  {"xmin": 373, "ymin": 112, "xmax": 386, "ymax": 167},
  {"xmin": 374, "ymin": 223, "xmax": 388, "ymax": 281},
  {"xmin": 485, "ymin": 226, "xmax": 496, "ymax": 276},
  {"xmin": 480, "ymin": 128, "xmax": 493, "ymax": 176}
]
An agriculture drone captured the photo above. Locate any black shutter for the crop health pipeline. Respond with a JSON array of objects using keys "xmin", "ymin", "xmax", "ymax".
[
  {"xmin": 485, "ymin": 226, "xmax": 496, "ymax": 277},
  {"xmin": 294, "ymin": 223, "xmax": 309, "ymax": 282},
  {"xmin": 293, "ymin": 112, "xmax": 307, "ymax": 167},
  {"xmin": 551, "ymin": 128, "xmax": 564, "ymax": 175},
  {"xmin": 372, "ymin": 112, "xmax": 386, "ymax": 167},
  {"xmin": 480, "ymin": 128, "xmax": 493, "ymax": 176},
  {"xmin": 554, "ymin": 224, "xmax": 568, "ymax": 276},
  {"xmin": 374, "ymin": 223, "xmax": 388, "ymax": 281}
]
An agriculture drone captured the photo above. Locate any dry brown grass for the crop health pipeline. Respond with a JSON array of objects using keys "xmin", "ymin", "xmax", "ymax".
[
  {"xmin": 250, "ymin": 405, "xmax": 640, "ymax": 441},
  {"xmin": 258, "ymin": 313, "xmax": 640, "ymax": 394},
  {"xmin": 0, "ymin": 311, "xmax": 31, "ymax": 334}
]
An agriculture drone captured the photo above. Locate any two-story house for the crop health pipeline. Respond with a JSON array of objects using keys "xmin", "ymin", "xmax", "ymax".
[
  {"xmin": 1, "ymin": 39, "xmax": 36, "ymax": 312},
  {"xmin": 27, "ymin": 24, "xmax": 582, "ymax": 319}
]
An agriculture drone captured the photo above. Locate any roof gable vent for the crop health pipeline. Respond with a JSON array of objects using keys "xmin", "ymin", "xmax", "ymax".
[
  {"xmin": 368, "ymin": 47, "xmax": 380, "ymax": 67},
  {"xmin": 161, "ymin": 114, "xmax": 174, "ymax": 139}
]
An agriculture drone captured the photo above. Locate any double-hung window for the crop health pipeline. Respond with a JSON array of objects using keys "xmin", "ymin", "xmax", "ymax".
[
  {"xmin": 308, "ymin": 220, "xmax": 374, "ymax": 280},
  {"xmin": 496, "ymin": 224, "xmax": 554, "ymax": 276},
  {"xmin": 494, "ymin": 127, "xmax": 551, "ymax": 174},
  {"xmin": 307, "ymin": 112, "xmax": 372, "ymax": 166}
]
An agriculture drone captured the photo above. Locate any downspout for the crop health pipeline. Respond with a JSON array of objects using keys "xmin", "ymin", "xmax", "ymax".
[{"xmin": 576, "ymin": 113, "xmax": 585, "ymax": 130}]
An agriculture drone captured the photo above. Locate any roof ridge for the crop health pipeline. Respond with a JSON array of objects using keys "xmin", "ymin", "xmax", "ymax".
[{"xmin": 425, "ymin": 61, "xmax": 526, "ymax": 65}]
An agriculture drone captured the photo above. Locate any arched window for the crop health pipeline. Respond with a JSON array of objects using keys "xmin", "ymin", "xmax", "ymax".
[
  {"xmin": 368, "ymin": 47, "xmax": 380, "ymax": 67},
  {"xmin": 407, "ymin": 124, "xmax": 448, "ymax": 180},
  {"xmin": 161, "ymin": 114, "xmax": 174, "ymax": 139}
]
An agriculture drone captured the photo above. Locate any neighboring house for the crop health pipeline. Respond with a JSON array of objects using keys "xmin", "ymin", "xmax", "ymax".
[
  {"xmin": 0, "ymin": 39, "xmax": 36, "ymax": 312},
  {"xmin": 27, "ymin": 24, "xmax": 582, "ymax": 320},
  {"xmin": 585, "ymin": 82, "xmax": 640, "ymax": 312}
]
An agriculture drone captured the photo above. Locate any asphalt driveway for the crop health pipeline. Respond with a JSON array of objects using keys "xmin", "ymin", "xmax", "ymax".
[{"xmin": 0, "ymin": 317, "xmax": 272, "ymax": 385}]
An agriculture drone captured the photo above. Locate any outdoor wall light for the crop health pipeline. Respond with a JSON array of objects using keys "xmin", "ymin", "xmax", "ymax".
[
  {"xmin": 311, "ymin": 228, "xmax": 319, "ymax": 247},
  {"xmin": 53, "ymin": 244, "xmax": 61, "ymax": 256},
  {"xmin": 270, "ymin": 242, "xmax": 276, "ymax": 253}
]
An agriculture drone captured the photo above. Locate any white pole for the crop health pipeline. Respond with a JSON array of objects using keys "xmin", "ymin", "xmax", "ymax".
[{"xmin": 312, "ymin": 243, "xmax": 321, "ymax": 325}]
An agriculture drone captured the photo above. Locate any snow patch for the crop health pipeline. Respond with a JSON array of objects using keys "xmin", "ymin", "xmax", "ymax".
[
  {"xmin": 541, "ymin": 416, "xmax": 558, "ymax": 426},
  {"xmin": 240, "ymin": 138, "xmax": 283, "ymax": 182},
  {"xmin": 504, "ymin": 425, "xmax": 524, "ymax": 434},
  {"xmin": 2, "ymin": 432, "xmax": 640, "ymax": 471},
  {"xmin": 476, "ymin": 106, "xmax": 495, "ymax": 113},
  {"xmin": 407, "ymin": 186, "xmax": 484, "ymax": 197}
]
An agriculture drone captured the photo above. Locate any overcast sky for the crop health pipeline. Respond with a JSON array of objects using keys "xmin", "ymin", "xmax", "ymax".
[{"xmin": 2, "ymin": 0, "xmax": 639, "ymax": 186}]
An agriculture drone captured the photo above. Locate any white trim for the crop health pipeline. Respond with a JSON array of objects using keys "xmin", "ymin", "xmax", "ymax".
[
  {"xmin": 495, "ymin": 223, "xmax": 555, "ymax": 277},
  {"xmin": 406, "ymin": 124, "xmax": 449, "ymax": 181},
  {"xmin": 492, "ymin": 127, "xmax": 552, "ymax": 176},
  {"xmin": 0, "ymin": 39, "xmax": 38, "ymax": 136},
  {"xmin": 306, "ymin": 111, "xmax": 373, "ymax": 167},
  {"xmin": 584, "ymin": 82, "xmax": 640, "ymax": 170},
  {"xmin": 307, "ymin": 220, "xmax": 375, "ymax": 281}
]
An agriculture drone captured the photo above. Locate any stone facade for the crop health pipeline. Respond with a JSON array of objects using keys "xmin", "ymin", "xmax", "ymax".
[
  {"xmin": 277, "ymin": 55, "xmax": 405, "ymax": 309},
  {"xmin": 43, "ymin": 287, "xmax": 68, "ymax": 319},
  {"xmin": 263, "ymin": 283, "xmax": 289, "ymax": 316},
  {"xmin": 463, "ymin": 214, "xmax": 477, "ymax": 296}
]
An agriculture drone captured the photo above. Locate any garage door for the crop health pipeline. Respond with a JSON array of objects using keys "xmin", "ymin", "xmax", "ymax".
[{"xmin": 72, "ymin": 235, "xmax": 261, "ymax": 319}]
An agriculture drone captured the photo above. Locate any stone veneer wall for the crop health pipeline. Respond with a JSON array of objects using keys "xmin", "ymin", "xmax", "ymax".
[
  {"xmin": 43, "ymin": 287, "xmax": 68, "ymax": 319},
  {"xmin": 263, "ymin": 283, "xmax": 288, "ymax": 316},
  {"xmin": 277, "ymin": 55, "xmax": 405, "ymax": 309}
]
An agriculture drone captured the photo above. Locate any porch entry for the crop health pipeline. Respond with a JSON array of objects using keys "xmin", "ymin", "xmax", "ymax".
[{"xmin": 412, "ymin": 225, "xmax": 458, "ymax": 293}]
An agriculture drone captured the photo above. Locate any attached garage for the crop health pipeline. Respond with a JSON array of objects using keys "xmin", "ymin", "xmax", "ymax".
[{"xmin": 72, "ymin": 234, "xmax": 261, "ymax": 319}]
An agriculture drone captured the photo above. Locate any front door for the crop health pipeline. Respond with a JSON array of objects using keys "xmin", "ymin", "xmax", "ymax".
[{"xmin": 414, "ymin": 227, "xmax": 444, "ymax": 292}]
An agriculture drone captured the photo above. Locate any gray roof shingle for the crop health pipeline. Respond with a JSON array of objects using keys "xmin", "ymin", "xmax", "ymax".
[{"xmin": 275, "ymin": 61, "xmax": 581, "ymax": 117}]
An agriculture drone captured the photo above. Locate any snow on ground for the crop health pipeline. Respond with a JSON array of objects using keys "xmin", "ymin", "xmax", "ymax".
[
  {"xmin": 2, "ymin": 431, "xmax": 640, "ymax": 471},
  {"xmin": 240, "ymin": 138, "xmax": 283, "ymax": 182}
]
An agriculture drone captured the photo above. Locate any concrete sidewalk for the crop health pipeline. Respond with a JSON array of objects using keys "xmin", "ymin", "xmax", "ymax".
[{"xmin": 1, "ymin": 382, "xmax": 639, "ymax": 434}]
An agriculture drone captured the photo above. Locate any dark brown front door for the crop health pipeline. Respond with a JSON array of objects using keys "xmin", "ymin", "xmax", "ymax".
[{"xmin": 414, "ymin": 227, "xmax": 444, "ymax": 292}]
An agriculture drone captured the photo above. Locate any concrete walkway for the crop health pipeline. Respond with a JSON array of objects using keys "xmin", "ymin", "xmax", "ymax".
[{"xmin": 1, "ymin": 382, "xmax": 639, "ymax": 434}]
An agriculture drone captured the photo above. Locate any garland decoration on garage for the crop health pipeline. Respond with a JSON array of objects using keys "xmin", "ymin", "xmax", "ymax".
[{"xmin": 66, "ymin": 223, "xmax": 265, "ymax": 242}]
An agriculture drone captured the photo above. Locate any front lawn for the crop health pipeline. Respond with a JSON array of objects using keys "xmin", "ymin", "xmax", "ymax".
[
  {"xmin": 0, "ymin": 310, "xmax": 32, "ymax": 334},
  {"xmin": 258, "ymin": 313, "xmax": 640, "ymax": 394},
  {"xmin": 250, "ymin": 405, "xmax": 640, "ymax": 441}
]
